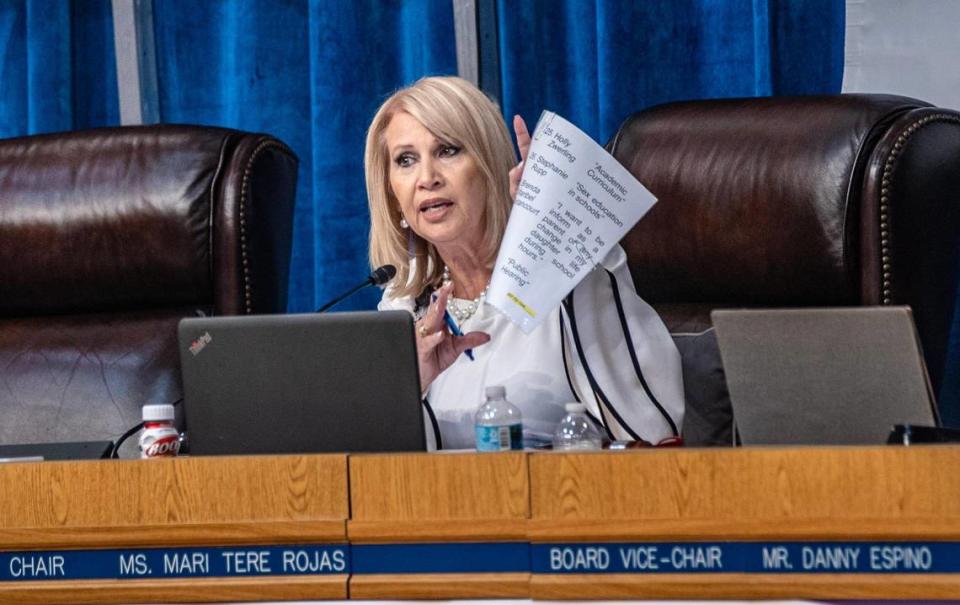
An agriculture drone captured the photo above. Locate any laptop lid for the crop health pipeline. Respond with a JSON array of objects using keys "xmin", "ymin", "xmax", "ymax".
[
  {"xmin": 178, "ymin": 311, "xmax": 425, "ymax": 455},
  {"xmin": 711, "ymin": 307, "xmax": 939, "ymax": 446},
  {"xmin": 0, "ymin": 440, "xmax": 114, "ymax": 461}
]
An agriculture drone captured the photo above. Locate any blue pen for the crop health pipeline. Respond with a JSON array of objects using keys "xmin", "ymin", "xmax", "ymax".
[{"xmin": 443, "ymin": 310, "xmax": 475, "ymax": 361}]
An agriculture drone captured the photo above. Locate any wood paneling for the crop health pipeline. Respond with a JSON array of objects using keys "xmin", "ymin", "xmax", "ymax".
[
  {"xmin": 526, "ymin": 517, "xmax": 960, "ymax": 541},
  {"xmin": 529, "ymin": 573, "xmax": 960, "ymax": 600},
  {"xmin": 0, "ymin": 576, "xmax": 346, "ymax": 604},
  {"xmin": 348, "ymin": 519, "xmax": 527, "ymax": 542},
  {"xmin": 0, "ymin": 454, "xmax": 348, "ymax": 547},
  {"xmin": 348, "ymin": 452, "xmax": 528, "ymax": 541},
  {"xmin": 350, "ymin": 573, "xmax": 529, "ymax": 599},
  {"xmin": 0, "ymin": 521, "xmax": 346, "ymax": 549},
  {"xmin": 529, "ymin": 447, "xmax": 960, "ymax": 533}
]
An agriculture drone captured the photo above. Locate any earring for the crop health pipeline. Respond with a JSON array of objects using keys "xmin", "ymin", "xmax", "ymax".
[
  {"xmin": 407, "ymin": 226, "xmax": 417, "ymax": 258},
  {"xmin": 399, "ymin": 217, "xmax": 409, "ymax": 229}
]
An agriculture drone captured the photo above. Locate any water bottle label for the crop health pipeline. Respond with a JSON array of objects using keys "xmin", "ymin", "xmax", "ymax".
[{"xmin": 475, "ymin": 423, "xmax": 523, "ymax": 451}]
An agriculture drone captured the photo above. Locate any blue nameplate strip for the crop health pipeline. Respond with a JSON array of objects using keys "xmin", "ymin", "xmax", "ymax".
[
  {"xmin": 532, "ymin": 542, "xmax": 958, "ymax": 574},
  {"xmin": 351, "ymin": 543, "xmax": 530, "ymax": 574},
  {"xmin": 5, "ymin": 541, "xmax": 960, "ymax": 582},
  {"xmin": 0, "ymin": 545, "xmax": 347, "ymax": 582}
]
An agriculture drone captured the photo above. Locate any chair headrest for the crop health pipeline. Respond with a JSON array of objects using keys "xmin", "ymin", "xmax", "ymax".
[
  {"xmin": 0, "ymin": 125, "xmax": 238, "ymax": 315},
  {"xmin": 614, "ymin": 94, "xmax": 931, "ymax": 306}
]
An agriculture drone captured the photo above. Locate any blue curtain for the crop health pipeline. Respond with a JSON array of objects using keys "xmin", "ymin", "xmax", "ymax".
[
  {"xmin": 0, "ymin": 0, "xmax": 843, "ymax": 313},
  {"xmin": 6, "ymin": 0, "xmax": 960, "ymax": 422},
  {"xmin": 492, "ymin": 0, "xmax": 960, "ymax": 424},
  {"xmin": 0, "ymin": 0, "xmax": 118, "ymax": 138},
  {"xmin": 152, "ymin": 0, "xmax": 457, "ymax": 313},
  {"xmin": 497, "ymin": 0, "xmax": 845, "ymax": 144}
]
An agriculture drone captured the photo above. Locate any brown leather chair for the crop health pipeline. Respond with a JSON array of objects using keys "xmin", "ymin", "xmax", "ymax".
[
  {"xmin": 613, "ymin": 94, "xmax": 960, "ymax": 440},
  {"xmin": 0, "ymin": 125, "xmax": 298, "ymax": 456}
]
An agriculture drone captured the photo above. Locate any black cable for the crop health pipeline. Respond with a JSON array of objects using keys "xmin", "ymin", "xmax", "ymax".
[
  {"xmin": 111, "ymin": 422, "xmax": 143, "ymax": 459},
  {"xmin": 422, "ymin": 397, "xmax": 443, "ymax": 450}
]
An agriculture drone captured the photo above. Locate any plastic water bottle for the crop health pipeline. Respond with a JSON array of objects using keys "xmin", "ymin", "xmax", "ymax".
[
  {"xmin": 552, "ymin": 402, "xmax": 603, "ymax": 450},
  {"xmin": 139, "ymin": 404, "xmax": 181, "ymax": 458},
  {"xmin": 475, "ymin": 385, "xmax": 523, "ymax": 452}
]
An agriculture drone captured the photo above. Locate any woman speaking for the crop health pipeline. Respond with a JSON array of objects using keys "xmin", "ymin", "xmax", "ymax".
[{"xmin": 366, "ymin": 76, "xmax": 684, "ymax": 450}]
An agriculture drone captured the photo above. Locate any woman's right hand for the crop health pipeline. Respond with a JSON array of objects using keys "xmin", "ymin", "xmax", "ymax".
[{"xmin": 415, "ymin": 282, "xmax": 490, "ymax": 394}]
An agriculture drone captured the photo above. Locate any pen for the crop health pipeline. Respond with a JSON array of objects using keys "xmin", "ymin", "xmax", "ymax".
[{"xmin": 443, "ymin": 310, "xmax": 475, "ymax": 361}]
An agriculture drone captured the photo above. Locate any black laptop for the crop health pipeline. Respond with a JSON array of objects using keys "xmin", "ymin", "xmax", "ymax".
[{"xmin": 177, "ymin": 311, "xmax": 425, "ymax": 455}]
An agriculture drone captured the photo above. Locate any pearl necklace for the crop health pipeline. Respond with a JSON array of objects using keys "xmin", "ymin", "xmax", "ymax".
[{"xmin": 442, "ymin": 265, "xmax": 489, "ymax": 323}]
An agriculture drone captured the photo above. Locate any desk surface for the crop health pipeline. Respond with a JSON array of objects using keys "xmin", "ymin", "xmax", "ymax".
[{"xmin": 1, "ymin": 446, "xmax": 959, "ymax": 602}]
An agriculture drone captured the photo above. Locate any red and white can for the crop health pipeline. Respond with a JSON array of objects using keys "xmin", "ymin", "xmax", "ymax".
[{"xmin": 139, "ymin": 404, "xmax": 180, "ymax": 459}]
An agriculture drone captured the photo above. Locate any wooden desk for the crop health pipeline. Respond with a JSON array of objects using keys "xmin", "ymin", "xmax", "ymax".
[
  {"xmin": 348, "ymin": 452, "xmax": 529, "ymax": 599},
  {"xmin": 1, "ymin": 446, "xmax": 959, "ymax": 602},
  {"xmin": 0, "ymin": 454, "xmax": 348, "ymax": 603},
  {"xmin": 528, "ymin": 446, "xmax": 960, "ymax": 599}
]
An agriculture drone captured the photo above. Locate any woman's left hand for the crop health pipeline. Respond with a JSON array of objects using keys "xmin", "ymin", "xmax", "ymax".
[
  {"xmin": 508, "ymin": 114, "xmax": 531, "ymax": 200},
  {"xmin": 415, "ymin": 282, "xmax": 490, "ymax": 394}
]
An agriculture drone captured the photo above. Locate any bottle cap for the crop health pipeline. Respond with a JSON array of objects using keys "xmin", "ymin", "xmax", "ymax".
[
  {"xmin": 565, "ymin": 402, "xmax": 587, "ymax": 413},
  {"xmin": 484, "ymin": 385, "xmax": 506, "ymax": 399},
  {"xmin": 142, "ymin": 404, "xmax": 175, "ymax": 422}
]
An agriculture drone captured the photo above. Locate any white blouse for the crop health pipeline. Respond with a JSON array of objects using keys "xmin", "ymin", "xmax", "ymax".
[{"xmin": 378, "ymin": 245, "xmax": 685, "ymax": 450}]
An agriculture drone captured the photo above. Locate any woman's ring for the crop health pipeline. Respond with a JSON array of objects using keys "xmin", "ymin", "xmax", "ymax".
[{"xmin": 418, "ymin": 324, "xmax": 428, "ymax": 337}]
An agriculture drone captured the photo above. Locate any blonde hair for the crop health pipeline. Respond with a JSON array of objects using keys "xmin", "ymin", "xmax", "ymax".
[{"xmin": 365, "ymin": 76, "xmax": 516, "ymax": 299}]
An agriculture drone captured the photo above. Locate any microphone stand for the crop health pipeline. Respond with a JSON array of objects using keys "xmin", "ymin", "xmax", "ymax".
[
  {"xmin": 315, "ymin": 265, "xmax": 396, "ymax": 313},
  {"xmin": 316, "ymin": 281, "xmax": 373, "ymax": 313}
]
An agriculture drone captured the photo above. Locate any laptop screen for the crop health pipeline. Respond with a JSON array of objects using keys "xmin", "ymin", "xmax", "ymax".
[
  {"xmin": 178, "ymin": 311, "xmax": 425, "ymax": 455},
  {"xmin": 712, "ymin": 307, "xmax": 938, "ymax": 446}
]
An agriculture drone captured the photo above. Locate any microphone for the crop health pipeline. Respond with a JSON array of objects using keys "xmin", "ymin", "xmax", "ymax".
[
  {"xmin": 316, "ymin": 265, "xmax": 396, "ymax": 312},
  {"xmin": 368, "ymin": 264, "xmax": 397, "ymax": 286}
]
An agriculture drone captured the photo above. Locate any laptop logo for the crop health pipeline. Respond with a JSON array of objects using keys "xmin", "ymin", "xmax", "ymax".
[{"xmin": 189, "ymin": 332, "xmax": 212, "ymax": 356}]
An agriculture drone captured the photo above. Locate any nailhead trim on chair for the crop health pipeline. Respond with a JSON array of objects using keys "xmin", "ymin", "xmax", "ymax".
[
  {"xmin": 239, "ymin": 139, "xmax": 296, "ymax": 314},
  {"xmin": 878, "ymin": 113, "xmax": 960, "ymax": 304}
]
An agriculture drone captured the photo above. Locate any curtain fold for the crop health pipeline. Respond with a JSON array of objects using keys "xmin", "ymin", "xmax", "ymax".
[
  {"xmin": 154, "ymin": 0, "xmax": 317, "ymax": 310},
  {"xmin": 153, "ymin": 0, "xmax": 456, "ymax": 312},
  {"xmin": 498, "ymin": 0, "xmax": 845, "ymax": 145},
  {"xmin": 0, "ymin": 0, "xmax": 117, "ymax": 138}
]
